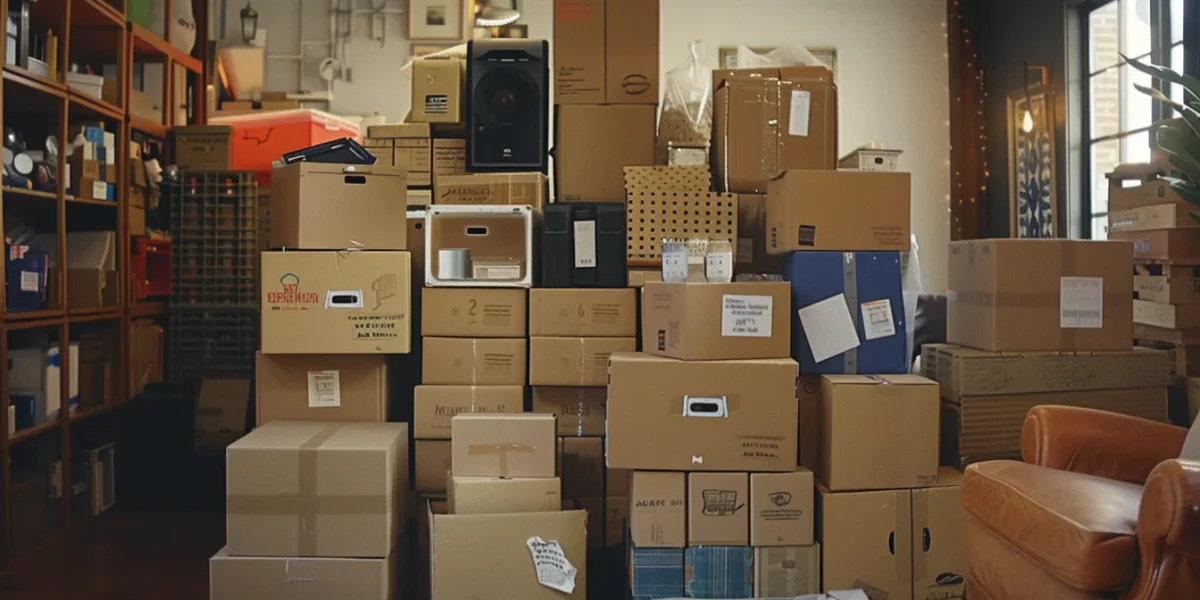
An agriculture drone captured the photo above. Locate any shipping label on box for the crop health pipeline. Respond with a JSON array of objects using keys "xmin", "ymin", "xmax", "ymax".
[
  {"xmin": 450, "ymin": 414, "xmax": 557, "ymax": 478},
  {"xmin": 529, "ymin": 288, "xmax": 637, "ymax": 336},
  {"xmin": 421, "ymin": 287, "xmax": 528, "ymax": 337},
  {"xmin": 750, "ymin": 470, "xmax": 814, "ymax": 547},
  {"xmin": 255, "ymin": 352, "xmax": 388, "ymax": 425},
  {"xmin": 641, "ymin": 281, "xmax": 791, "ymax": 361},
  {"xmin": 421, "ymin": 337, "xmax": 527, "ymax": 385},
  {"xmin": 413, "ymin": 385, "xmax": 523, "ymax": 440},
  {"xmin": 531, "ymin": 386, "xmax": 606, "ymax": 436},
  {"xmin": 629, "ymin": 471, "xmax": 686, "ymax": 548},
  {"xmin": 529, "ymin": 336, "xmax": 636, "ymax": 386}
]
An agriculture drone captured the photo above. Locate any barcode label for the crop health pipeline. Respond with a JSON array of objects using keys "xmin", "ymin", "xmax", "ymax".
[{"xmin": 1060, "ymin": 277, "xmax": 1103, "ymax": 329}]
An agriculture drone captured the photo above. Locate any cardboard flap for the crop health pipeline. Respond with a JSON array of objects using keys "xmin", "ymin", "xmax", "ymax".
[{"xmin": 66, "ymin": 231, "xmax": 116, "ymax": 270}]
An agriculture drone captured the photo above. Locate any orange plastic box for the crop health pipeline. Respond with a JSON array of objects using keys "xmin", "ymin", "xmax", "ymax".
[{"xmin": 210, "ymin": 109, "xmax": 361, "ymax": 185}]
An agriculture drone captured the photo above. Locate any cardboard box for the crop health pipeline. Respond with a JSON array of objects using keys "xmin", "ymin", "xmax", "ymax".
[
  {"xmin": 416, "ymin": 440, "xmax": 452, "ymax": 493},
  {"xmin": 195, "ymin": 378, "xmax": 250, "ymax": 435},
  {"xmin": 713, "ymin": 67, "xmax": 837, "ymax": 194},
  {"xmin": 529, "ymin": 288, "xmax": 637, "ymax": 336},
  {"xmin": 418, "ymin": 496, "xmax": 446, "ymax": 600},
  {"xmin": 629, "ymin": 471, "xmax": 686, "ymax": 548},
  {"xmin": 226, "ymin": 422, "xmax": 408, "ymax": 558},
  {"xmin": 421, "ymin": 337, "xmax": 527, "ymax": 385},
  {"xmin": 750, "ymin": 470, "xmax": 814, "ymax": 547},
  {"xmin": 1112, "ymin": 228, "xmax": 1200, "ymax": 263},
  {"xmin": 412, "ymin": 385, "xmax": 523, "ymax": 439},
  {"xmin": 561, "ymin": 436, "xmax": 604, "ymax": 498},
  {"xmin": 434, "ymin": 172, "xmax": 547, "ymax": 210},
  {"xmin": 607, "ymin": 353, "xmax": 799, "ymax": 471},
  {"xmin": 684, "ymin": 546, "xmax": 754, "ymax": 598},
  {"xmin": 736, "ymin": 193, "xmax": 784, "ymax": 275},
  {"xmin": 754, "ymin": 544, "xmax": 821, "ymax": 597},
  {"xmin": 432, "ymin": 138, "xmax": 467, "ymax": 177},
  {"xmin": 556, "ymin": 104, "xmax": 656, "ymax": 202},
  {"xmin": 687, "ymin": 472, "xmax": 749, "ymax": 546},
  {"xmin": 209, "ymin": 547, "xmax": 394, "ymax": 600},
  {"xmin": 254, "ymin": 353, "xmax": 388, "ymax": 425},
  {"xmin": 369, "ymin": 123, "xmax": 432, "ymax": 186},
  {"xmin": 529, "ymin": 336, "xmax": 636, "ymax": 386},
  {"xmin": 411, "ymin": 58, "xmax": 464, "ymax": 124},
  {"xmin": 450, "ymin": 414, "xmax": 557, "ymax": 478},
  {"xmin": 798, "ymin": 375, "xmax": 820, "ymax": 471},
  {"xmin": 947, "ymin": 239, "xmax": 1133, "ymax": 352},
  {"xmin": 1135, "ymin": 299, "xmax": 1200, "ymax": 329},
  {"xmin": 421, "ymin": 288, "xmax": 528, "ymax": 337},
  {"xmin": 765, "ymin": 170, "xmax": 911, "ymax": 253},
  {"xmin": 1108, "ymin": 202, "xmax": 1198, "ymax": 231},
  {"xmin": 911, "ymin": 471, "xmax": 967, "ymax": 600},
  {"xmin": 430, "ymin": 508, "xmax": 588, "ymax": 599},
  {"xmin": 531, "ymin": 386, "xmax": 606, "ymax": 436},
  {"xmin": 553, "ymin": 0, "xmax": 605, "ymax": 104},
  {"xmin": 448, "ymin": 476, "xmax": 561, "ymax": 515},
  {"xmin": 261, "ymin": 251, "xmax": 412, "ymax": 355},
  {"xmin": 270, "ymin": 163, "xmax": 407, "ymax": 250},
  {"xmin": 630, "ymin": 547, "xmax": 685, "ymax": 598},
  {"xmin": 1109, "ymin": 173, "xmax": 1187, "ymax": 212},
  {"xmin": 641, "ymin": 281, "xmax": 791, "ymax": 360},
  {"xmin": 605, "ymin": 0, "xmax": 658, "ymax": 103},
  {"xmin": 819, "ymin": 375, "xmax": 940, "ymax": 491},
  {"xmin": 1135, "ymin": 274, "xmax": 1200, "ymax": 304}
]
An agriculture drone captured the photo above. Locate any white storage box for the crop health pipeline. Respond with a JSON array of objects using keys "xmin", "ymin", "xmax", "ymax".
[
  {"xmin": 838, "ymin": 144, "xmax": 903, "ymax": 172},
  {"xmin": 425, "ymin": 205, "xmax": 533, "ymax": 288}
]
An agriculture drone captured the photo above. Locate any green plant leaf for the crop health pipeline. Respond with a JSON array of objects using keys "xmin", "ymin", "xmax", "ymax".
[
  {"xmin": 1167, "ymin": 177, "xmax": 1200, "ymax": 207},
  {"xmin": 1138, "ymin": 83, "xmax": 1200, "ymax": 139},
  {"xmin": 1164, "ymin": 150, "xmax": 1200, "ymax": 189},
  {"xmin": 1123, "ymin": 53, "xmax": 1200, "ymax": 102},
  {"xmin": 1159, "ymin": 121, "xmax": 1200, "ymax": 161}
]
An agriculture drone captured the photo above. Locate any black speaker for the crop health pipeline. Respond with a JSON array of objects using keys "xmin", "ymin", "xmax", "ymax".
[
  {"xmin": 466, "ymin": 39, "xmax": 549, "ymax": 173},
  {"xmin": 542, "ymin": 203, "xmax": 627, "ymax": 288}
]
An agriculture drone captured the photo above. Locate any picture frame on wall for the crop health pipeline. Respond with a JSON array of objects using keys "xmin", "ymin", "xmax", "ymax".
[
  {"xmin": 409, "ymin": 0, "xmax": 467, "ymax": 41},
  {"xmin": 1006, "ymin": 86, "xmax": 1057, "ymax": 238}
]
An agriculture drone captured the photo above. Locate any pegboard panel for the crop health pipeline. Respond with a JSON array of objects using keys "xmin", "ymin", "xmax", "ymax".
[
  {"xmin": 627, "ymin": 191, "xmax": 738, "ymax": 261},
  {"xmin": 623, "ymin": 165, "xmax": 712, "ymax": 194}
]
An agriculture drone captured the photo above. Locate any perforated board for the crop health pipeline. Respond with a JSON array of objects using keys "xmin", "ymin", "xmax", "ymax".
[
  {"xmin": 623, "ymin": 165, "xmax": 712, "ymax": 194},
  {"xmin": 626, "ymin": 191, "xmax": 738, "ymax": 262}
]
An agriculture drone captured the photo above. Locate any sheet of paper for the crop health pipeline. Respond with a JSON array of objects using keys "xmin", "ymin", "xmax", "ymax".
[
  {"xmin": 789, "ymin": 90, "xmax": 812, "ymax": 136},
  {"xmin": 798, "ymin": 294, "xmax": 860, "ymax": 363},
  {"xmin": 526, "ymin": 536, "xmax": 577, "ymax": 594},
  {"xmin": 860, "ymin": 299, "xmax": 897, "ymax": 341},
  {"xmin": 721, "ymin": 294, "xmax": 773, "ymax": 337},
  {"xmin": 1060, "ymin": 276, "xmax": 1103, "ymax": 328}
]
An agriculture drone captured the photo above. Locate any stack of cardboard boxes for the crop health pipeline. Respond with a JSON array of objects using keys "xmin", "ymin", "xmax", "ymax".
[{"xmin": 364, "ymin": 122, "xmax": 468, "ymax": 206}]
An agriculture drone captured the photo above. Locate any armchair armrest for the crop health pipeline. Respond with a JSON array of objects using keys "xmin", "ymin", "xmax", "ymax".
[
  {"xmin": 1021, "ymin": 405, "xmax": 1187, "ymax": 484},
  {"xmin": 1131, "ymin": 459, "xmax": 1200, "ymax": 600}
]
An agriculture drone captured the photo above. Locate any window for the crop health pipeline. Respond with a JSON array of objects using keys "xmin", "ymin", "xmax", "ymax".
[{"xmin": 1085, "ymin": 0, "xmax": 1183, "ymax": 239}]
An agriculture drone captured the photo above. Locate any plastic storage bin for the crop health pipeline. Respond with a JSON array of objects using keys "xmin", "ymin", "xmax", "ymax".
[{"xmin": 210, "ymin": 109, "xmax": 361, "ymax": 185}]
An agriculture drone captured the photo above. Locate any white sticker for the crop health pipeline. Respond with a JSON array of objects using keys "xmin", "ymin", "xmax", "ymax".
[
  {"xmin": 736, "ymin": 238, "xmax": 753, "ymax": 264},
  {"xmin": 860, "ymin": 299, "xmax": 897, "ymax": 341},
  {"xmin": 721, "ymin": 294, "xmax": 773, "ymax": 337},
  {"xmin": 706, "ymin": 252, "xmax": 733, "ymax": 283},
  {"xmin": 19, "ymin": 270, "xmax": 38, "ymax": 292},
  {"xmin": 1060, "ymin": 277, "xmax": 1103, "ymax": 328},
  {"xmin": 789, "ymin": 90, "xmax": 812, "ymax": 137},
  {"xmin": 573, "ymin": 220, "xmax": 597, "ymax": 269},
  {"xmin": 91, "ymin": 180, "xmax": 108, "ymax": 200},
  {"xmin": 526, "ymin": 536, "xmax": 577, "ymax": 594},
  {"xmin": 307, "ymin": 370, "xmax": 341, "ymax": 408},
  {"xmin": 797, "ymin": 294, "xmax": 861, "ymax": 363},
  {"xmin": 474, "ymin": 264, "xmax": 522, "ymax": 280},
  {"xmin": 662, "ymin": 246, "xmax": 689, "ymax": 282}
]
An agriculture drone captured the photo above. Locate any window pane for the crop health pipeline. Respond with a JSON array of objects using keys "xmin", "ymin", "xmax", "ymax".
[
  {"xmin": 1172, "ymin": 0, "xmax": 1184, "ymax": 43},
  {"xmin": 1123, "ymin": 65, "xmax": 1154, "ymax": 131},
  {"xmin": 1122, "ymin": 129, "xmax": 1152, "ymax": 163},
  {"xmin": 1091, "ymin": 69, "xmax": 1121, "ymax": 139},
  {"xmin": 1092, "ymin": 215, "xmax": 1109, "ymax": 240},
  {"xmin": 1172, "ymin": 43, "xmax": 1185, "ymax": 111},
  {"xmin": 1090, "ymin": 1, "xmax": 1121, "ymax": 72},
  {"xmin": 1091, "ymin": 139, "xmax": 1121, "ymax": 214},
  {"xmin": 1124, "ymin": 0, "xmax": 1153, "ymax": 58}
]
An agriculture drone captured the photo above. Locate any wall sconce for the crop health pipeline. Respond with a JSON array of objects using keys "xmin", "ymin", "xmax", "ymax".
[
  {"xmin": 1022, "ymin": 63, "xmax": 1050, "ymax": 133},
  {"xmin": 240, "ymin": 2, "xmax": 259, "ymax": 45}
]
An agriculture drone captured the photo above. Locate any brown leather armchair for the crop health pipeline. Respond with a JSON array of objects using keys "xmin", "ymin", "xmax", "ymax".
[{"xmin": 963, "ymin": 405, "xmax": 1200, "ymax": 600}]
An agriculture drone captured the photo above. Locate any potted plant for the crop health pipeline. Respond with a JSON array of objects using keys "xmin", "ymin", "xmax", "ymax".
[{"xmin": 1125, "ymin": 53, "xmax": 1200, "ymax": 211}]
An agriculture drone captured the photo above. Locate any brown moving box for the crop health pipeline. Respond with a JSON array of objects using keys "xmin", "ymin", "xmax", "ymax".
[
  {"xmin": 1108, "ymin": 202, "xmax": 1198, "ymax": 232},
  {"xmin": 1109, "ymin": 172, "xmax": 1187, "ymax": 212},
  {"xmin": 432, "ymin": 138, "xmax": 467, "ymax": 177},
  {"xmin": 270, "ymin": 163, "xmax": 407, "ymax": 250},
  {"xmin": 430, "ymin": 508, "xmax": 588, "ymax": 599},
  {"xmin": 765, "ymin": 170, "xmax": 911, "ymax": 253},
  {"xmin": 416, "ymin": 440, "xmax": 452, "ymax": 493},
  {"xmin": 754, "ymin": 544, "xmax": 821, "ymax": 597},
  {"xmin": 713, "ymin": 67, "xmax": 837, "ymax": 194},
  {"xmin": 411, "ymin": 58, "xmax": 464, "ymax": 124},
  {"xmin": 553, "ymin": 0, "xmax": 658, "ymax": 104},
  {"xmin": 736, "ymin": 193, "xmax": 784, "ymax": 275},
  {"xmin": 608, "ymin": 353, "xmax": 799, "ymax": 471},
  {"xmin": 421, "ymin": 337, "xmax": 527, "ymax": 385},
  {"xmin": 529, "ymin": 336, "xmax": 636, "ymax": 386},
  {"xmin": 368, "ymin": 123, "xmax": 432, "ymax": 187},
  {"xmin": 532, "ymin": 386, "xmax": 606, "ymax": 436},
  {"xmin": 1135, "ymin": 274, "xmax": 1200, "ymax": 304},
  {"xmin": 556, "ymin": 104, "xmax": 656, "ymax": 202},
  {"xmin": 412, "ymin": 385, "xmax": 523, "ymax": 439},
  {"xmin": 553, "ymin": 0, "xmax": 605, "ymax": 103},
  {"xmin": 255, "ymin": 353, "xmax": 388, "ymax": 425},
  {"xmin": 641, "ymin": 281, "xmax": 791, "ymax": 360},
  {"xmin": 819, "ymin": 375, "xmax": 940, "ymax": 491},
  {"xmin": 947, "ymin": 239, "xmax": 1133, "ymax": 352},
  {"xmin": 448, "ymin": 476, "xmax": 561, "ymax": 515},
  {"xmin": 451, "ymin": 414, "xmax": 557, "ymax": 478},
  {"xmin": 226, "ymin": 422, "xmax": 408, "ymax": 558},
  {"xmin": 629, "ymin": 471, "xmax": 686, "ymax": 548},
  {"xmin": 434, "ymin": 172, "xmax": 547, "ymax": 209},
  {"xmin": 687, "ymin": 472, "xmax": 749, "ymax": 546},
  {"xmin": 529, "ymin": 288, "xmax": 637, "ymax": 336},
  {"xmin": 209, "ymin": 547, "xmax": 394, "ymax": 600},
  {"xmin": 561, "ymin": 437, "xmax": 604, "ymax": 498},
  {"xmin": 261, "ymin": 251, "xmax": 411, "ymax": 355},
  {"xmin": 750, "ymin": 470, "xmax": 814, "ymax": 547},
  {"xmin": 421, "ymin": 288, "xmax": 528, "ymax": 337},
  {"xmin": 1110, "ymin": 229, "xmax": 1200, "ymax": 263}
]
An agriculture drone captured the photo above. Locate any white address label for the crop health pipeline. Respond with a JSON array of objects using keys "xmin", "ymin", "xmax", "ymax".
[
  {"xmin": 573, "ymin": 220, "xmax": 597, "ymax": 269},
  {"xmin": 1060, "ymin": 277, "xmax": 1103, "ymax": 329},
  {"xmin": 721, "ymin": 294, "xmax": 773, "ymax": 337},
  {"xmin": 860, "ymin": 299, "xmax": 897, "ymax": 341},
  {"xmin": 789, "ymin": 90, "xmax": 812, "ymax": 137},
  {"xmin": 307, "ymin": 370, "xmax": 341, "ymax": 408},
  {"xmin": 19, "ymin": 270, "xmax": 38, "ymax": 292}
]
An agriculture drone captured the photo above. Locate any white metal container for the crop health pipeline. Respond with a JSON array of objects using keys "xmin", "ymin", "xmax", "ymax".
[{"xmin": 424, "ymin": 204, "xmax": 533, "ymax": 288}]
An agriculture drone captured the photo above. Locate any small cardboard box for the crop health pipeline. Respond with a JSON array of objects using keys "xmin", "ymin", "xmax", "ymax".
[
  {"xmin": 412, "ymin": 385, "xmax": 524, "ymax": 440},
  {"xmin": 421, "ymin": 337, "xmax": 527, "ymax": 385},
  {"xmin": 421, "ymin": 288, "xmax": 528, "ymax": 337},
  {"xmin": 209, "ymin": 547, "xmax": 394, "ymax": 600},
  {"xmin": 754, "ymin": 544, "xmax": 821, "ymax": 597},
  {"xmin": 529, "ymin": 288, "xmax": 637, "ymax": 336},
  {"xmin": 750, "ymin": 470, "xmax": 814, "ymax": 547},
  {"xmin": 368, "ymin": 123, "xmax": 432, "ymax": 187},
  {"xmin": 450, "ymin": 414, "xmax": 557, "ymax": 478},
  {"xmin": 411, "ymin": 58, "xmax": 464, "ymax": 124},
  {"xmin": 425, "ymin": 205, "xmax": 534, "ymax": 287},
  {"xmin": 415, "ymin": 440, "xmax": 452, "ymax": 493},
  {"xmin": 448, "ymin": 476, "xmax": 561, "ymax": 515},
  {"xmin": 226, "ymin": 422, "xmax": 408, "ymax": 558},
  {"xmin": 270, "ymin": 163, "xmax": 408, "ymax": 250},
  {"xmin": 434, "ymin": 172, "xmax": 547, "ymax": 210},
  {"xmin": 641, "ymin": 281, "xmax": 791, "ymax": 360},
  {"xmin": 261, "ymin": 251, "xmax": 412, "ymax": 355},
  {"xmin": 556, "ymin": 104, "xmax": 656, "ymax": 202},
  {"xmin": 255, "ymin": 353, "xmax": 388, "ymax": 425},
  {"xmin": 766, "ymin": 170, "xmax": 911, "ymax": 253},
  {"xmin": 1108, "ymin": 202, "xmax": 1198, "ymax": 231},
  {"xmin": 529, "ymin": 337, "xmax": 636, "ymax": 386},
  {"xmin": 560, "ymin": 436, "xmax": 604, "ymax": 498},
  {"xmin": 629, "ymin": 471, "xmax": 686, "ymax": 548},
  {"xmin": 688, "ymin": 472, "xmax": 749, "ymax": 546},
  {"xmin": 531, "ymin": 386, "xmax": 606, "ymax": 436},
  {"xmin": 65, "ymin": 231, "xmax": 119, "ymax": 309}
]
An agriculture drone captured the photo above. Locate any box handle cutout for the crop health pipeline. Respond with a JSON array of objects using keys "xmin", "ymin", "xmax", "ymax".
[
  {"xmin": 465, "ymin": 225, "xmax": 489, "ymax": 236},
  {"xmin": 922, "ymin": 527, "xmax": 931, "ymax": 552},
  {"xmin": 682, "ymin": 395, "xmax": 727, "ymax": 418},
  {"xmin": 325, "ymin": 289, "xmax": 364, "ymax": 309},
  {"xmin": 888, "ymin": 531, "xmax": 896, "ymax": 555},
  {"xmin": 343, "ymin": 175, "xmax": 367, "ymax": 185}
]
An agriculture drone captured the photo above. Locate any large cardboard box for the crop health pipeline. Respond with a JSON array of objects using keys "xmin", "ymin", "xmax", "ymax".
[
  {"xmin": 225, "ymin": 422, "xmax": 408, "ymax": 558},
  {"xmin": 687, "ymin": 472, "xmax": 749, "ymax": 546},
  {"xmin": 553, "ymin": 0, "xmax": 658, "ymax": 104},
  {"xmin": 607, "ymin": 353, "xmax": 799, "ymax": 471},
  {"xmin": 411, "ymin": 58, "xmax": 464, "ymax": 124},
  {"xmin": 434, "ymin": 172, "xmax": 547, "ymax": 210},
  {"xmin": 750, "ymin": 470, "xmax": 814, "ymax": 547},
  {"xmin": 450, "ymin": 414, "xmax": 557, "ymax": 478},
  {"xmin": 430, "ymin": 508, "xmax": 588, "ymax": 599},
  {"xmin": 209, "ymin": 547, "xmax": 394, "ymax": 600},
  {"xmin": 412, "ymin": 385, "xmax": 523, "ymax": 439},
  {"xmin": 270, "ymin": 163, "xmax": 407, "ymax": 250},
  {"xmin": 556, "ymin": 104, "xmax": 656, "ymax": 202},
  {"xmin": 261, "ymin": 251, "xmax": 411, "ymax": 354},
  {"xmin": 421, "ymin": 337, "xmax": 526, "ymax": 385},
  {"xmin": 947, "ymin": 239, "xmax": 1133, "ymax": 352},
  {"xmin": 754, "ymin": 544, "xmax": 821, "ymax": 597},
  {"xmin": 1112, "ymin": 228, "xmax": 1200, "ymax": 263},
  {"xmin": 531, "ymin": 386, "xmax": 606, "ymax": 436},
  {"xmin": 255, "ymin": 353, "xmax": 388, "ymax": 425},
  {"xmin": 560, "ymin": 436, "xmax": 604, "ymax": 498},
  {"xmin": 713, "ymin": 67, "xmax": 837, "ymax": 194},
  {"xmin": 529, "ymin": 288, "xmax": 637, "ymax": 336},
  {"xmin": 553, "ymin": 0, "xmax": 605, "ymax": 104},
  {"xmin": 421, "ymin": 288, "xmax": 528, "ymax": 337},
  {"xmin": 448, "ymin": 476, "xmax": 561, "ymax": 515},
  {"xmin": 529, "ymin": 336, "xmax": 636, "ymax": 385},
  {"xmin": 629, "ymin": 471, "xmax": 686, "ymax": 548},
  {"xmin": 416, "ymin": 440, "xmax": 452, "ymax": 493},
  {"xmin": 765, "ymin": 170, "xmax": 911, "ymax": 253},
  {"xmin": 1135, "ymin": 274, "xmax": 1200, "ymax": 304},
  {"xmin": 1108, "ymin": 202, "xmax": 1198, "ymax": 231},
  {"xmin": 641, "ymin": 281, "xmax": 791, "ymax": 360}
]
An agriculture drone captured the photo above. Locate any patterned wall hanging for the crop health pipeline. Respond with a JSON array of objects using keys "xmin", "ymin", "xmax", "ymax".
[{"xmin": 1007, "ymin": 87, "xmax": 1057, "ymax": 238}]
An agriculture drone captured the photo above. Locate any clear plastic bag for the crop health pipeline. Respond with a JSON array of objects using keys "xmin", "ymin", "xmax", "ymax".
[
  {"xmin": 656, "ymin": 41, "xmax": 713, "ymax": 165},
  {"xmin": 733, "ymin": 43, "xmax": 823, "ymax": 69}
]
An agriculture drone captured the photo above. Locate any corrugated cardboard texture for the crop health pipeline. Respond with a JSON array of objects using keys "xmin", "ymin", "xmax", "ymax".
[
  {"xmin": 750, "ymin": 470, "xmax": 814, "ymax": 547},
  {"xmin": 754, "ymin": 544, "xmax": 821, "ymax": 597},
  {"xmin": 529, "ymin": 336, "xmax": 636, "ymax": 385},
  {"xmin": 421, "ymin": 288, "xmax": 528, "ymax": 337},
  {"xmin": 531, "ymin": 386, "xmax": 606, "ymax": 436},
  {"xmin": 450, "ymin": 414, "xmax": 557, "ymax": 478},
  {"xmin": 687, "ymin": 472, "xmax": 749, "ymax": 546},
  {"xmin": 529, "ymin": 288, "xmax": 637, "ymax": 336},
  {"xmin": 421, "ymin": 337, "xmax": 527, "ymax": 385},
  {"xmin": 561, "ymin": 437, "xmax": 604, "ymax": 498},
  {"xmin": 255, "ymin": 353, "xmax": 388, "ymax": 425},
  {"xmin": 817, "ymin": 485, "xmax": 913, "ymax": 600},
  {"xmin": 270, "ymin": 163, "xmax": 407, "ymax": 250},
  {"xmin": 415, "ymin": 440, "xmax": 452, "ymax": 494},
  {"xmin": 433, "ymin": 172, "xmax": 547, "ymax": 209},
  {"xmin": 411, "ymin": 59, "xmax": 463, "ymax": 124},
  {"xmin": 448, "ymin": 476, "xmax": 561, "ymax": 515},
  {"xmin": 553, "ymin": 0, "xmax": 605, "ymax": 103},
  {"xmin": 607, "ymin": 353, "xmax": 799, "ymax": 471},
  {"xmin": 225, "ymin": 421, "xmax": 408, "ymax": 558},
  {"xmin": 556, "ymin": 104, "xmax": 656, "ymax": 202},
  {"xmin": 947, "ymin": 239, "xmax": 1134, "ymax": 351},
  {"xmin": 629, "ymin": 471, "xmax": 686, "ymax": 548},
  {"xmin": 765, "ymin": 170, "xmax": 911, "ymax": 253},
  {"xmin": 684, "ymin": 546, "xmax": 754, "ymax": 598},
  {"xmin": 641, "ymin": 282, "xmax": 791, "ymax": 360},
  {"xmin": 412, "ymin": 385, "xmax": 523, "ymax": 440},
  {"xmin": 209, "ymin": 546, "xmax": 393, "ymax": 600},
  {"xmin": 261, "ymin": 251, "xmax": 412, "ymax": 354},
  {"xmin": 623, "ymin": 165, "xmax": 711, "ymax": 194}
]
